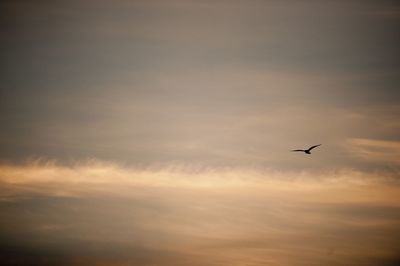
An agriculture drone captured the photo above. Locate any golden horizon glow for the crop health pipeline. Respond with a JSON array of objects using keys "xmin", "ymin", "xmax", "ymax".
[{"xmin": 1, "ymin": 160, "xmax": 399, "ymax": 265}]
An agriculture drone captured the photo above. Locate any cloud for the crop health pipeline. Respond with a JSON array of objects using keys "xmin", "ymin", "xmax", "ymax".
[
  {"xmin": 0, "ymin": 160, "xmax": 399, "ymax": 265},
  {"xmin": 347, "ymin": 138, "xmax": 400, "ymax": 165}
]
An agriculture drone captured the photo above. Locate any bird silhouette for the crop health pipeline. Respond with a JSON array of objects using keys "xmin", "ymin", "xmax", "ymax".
[{"xmin": 292, "ymin": 144, "xmax": 321, "ymax": 154}]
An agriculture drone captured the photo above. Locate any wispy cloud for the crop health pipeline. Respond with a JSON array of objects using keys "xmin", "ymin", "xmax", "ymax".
[
  {"xmin": 347, "ymin": 138, "xmax": 400, "ymax": 165},
  {"xmin": 0, "ymin": 160, "xmax": 399, "ymax": 265}
]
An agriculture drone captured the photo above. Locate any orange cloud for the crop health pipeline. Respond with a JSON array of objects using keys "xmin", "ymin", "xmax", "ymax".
[{"xmin": 0, "ymin": 160, "xmax": 399, "ymax": 266}]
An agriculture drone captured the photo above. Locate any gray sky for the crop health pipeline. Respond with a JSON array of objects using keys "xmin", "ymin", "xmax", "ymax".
[{"xmin": 1, "ymin": 0, "xmax": 399, "ymax": 171}]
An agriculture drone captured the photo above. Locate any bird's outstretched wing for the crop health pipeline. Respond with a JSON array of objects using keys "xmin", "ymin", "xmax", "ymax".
[
  {"xmin": 307, "ymin": 144, "xmax": 321, "ymax": 151},
  {"xmin": 292, "ymin": 149, "xmax": 305, "ymax": 152}
]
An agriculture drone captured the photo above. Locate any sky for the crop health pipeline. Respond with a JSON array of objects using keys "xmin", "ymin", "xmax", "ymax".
[{"xmin": 0, "ymin": 1, "xmax": 400, "ymax": 265}]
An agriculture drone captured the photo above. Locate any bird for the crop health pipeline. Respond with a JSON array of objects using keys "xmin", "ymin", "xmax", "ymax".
[{"xmin": 292, "ymin": 144, "xmax": 321, "ymax": 154}]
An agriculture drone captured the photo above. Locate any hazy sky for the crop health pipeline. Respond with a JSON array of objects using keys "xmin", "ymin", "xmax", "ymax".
[
  {"xmin": 1, "ymin": 0, "xmax": 399, "ymax": 170},
  {"xmin": 1, "ymin": 1, "xmax": 400, "ymax": 265}
]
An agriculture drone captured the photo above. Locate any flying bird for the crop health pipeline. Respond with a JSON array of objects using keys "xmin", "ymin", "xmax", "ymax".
[{"xmin": 292, "ymin": 144, "xmax": 321, "ymax": 154}]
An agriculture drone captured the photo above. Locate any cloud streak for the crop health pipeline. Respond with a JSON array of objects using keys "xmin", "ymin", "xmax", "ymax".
[
  {"xmin": 347, "ymin": 138, "xmax": 400, "ymax": 165},
  {"xmin": 1, "ymin": 160, "xmax": 399, "ymax": 265}
]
